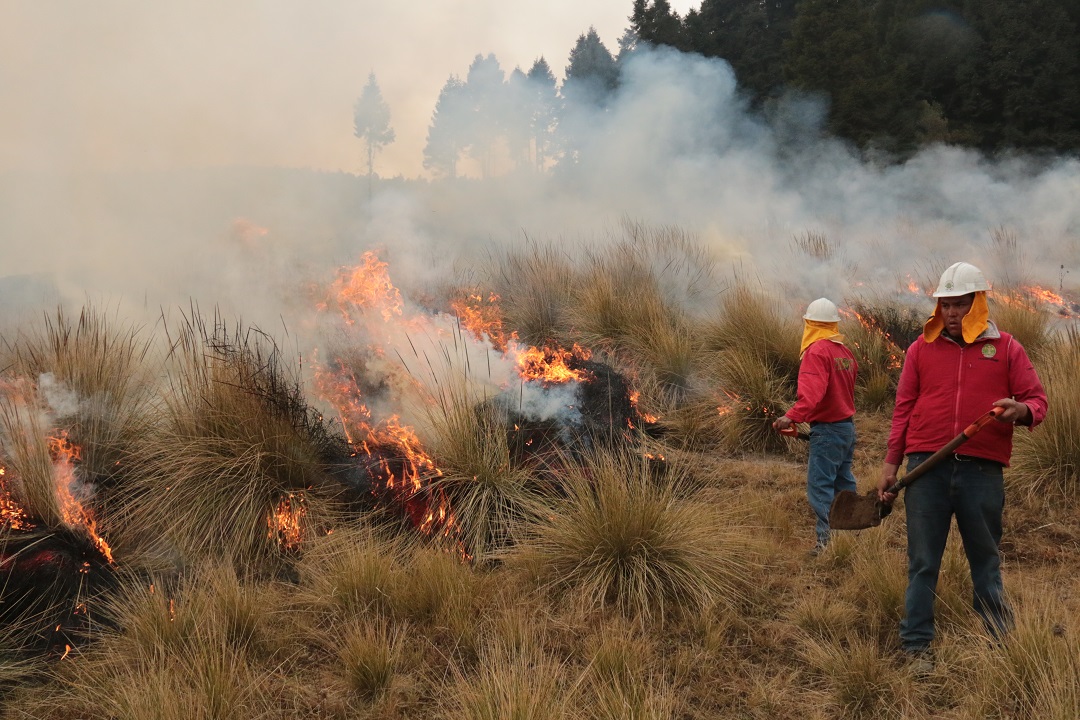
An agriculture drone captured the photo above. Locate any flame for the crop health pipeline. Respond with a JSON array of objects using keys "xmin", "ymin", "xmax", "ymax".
[
  {"xmin": 0, "ymin": 466, "xmax": 35, "ymax": 531},
  {"xmin": 49, "ymin": 433, "xmax": 114, "ymax": 564},
  {"xmin": 327, "ymin": 251, "xmax": 404, "ymax": 324},
  {"xmin": 1020, "ymin": 285, "xmax": 1079, "ymax": 318},
  {"xmin": 268, "ymin": 493, "xmax": 306, "ymax": 551},
  {"xmin": 231, "ymin": 217, "xmax": 269, "ymax": 248},
  {"xmin": 450, "ymin": 291, "xmax": 516, "ymax": 352},
  {"xmin": 628, "ymin": 390, "xmax": 660, "ymax": 424},
  {"xmin": 515, "ymin": 344, "xmax": 592, "ymax": 384},
  {"xmin": 313, "ymin": 358, "xmax": 457, "ymax": 543}
]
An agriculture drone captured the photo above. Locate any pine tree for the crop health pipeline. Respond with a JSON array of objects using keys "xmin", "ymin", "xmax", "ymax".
[
  {"xmin": 462, "ymin": 54, "xmax": 507, "ymax": 177},
  {"xmin": 563, "ymin": 27, "xmax": 618, "ymax": 107},
  {"xmin": 631, "ymin": 0, "xmax": 684, "ymax": 49},
  {"xmin": 526, "ymin": 57, "xmax": 560, "ymax": 170},
  {"xmin": 352, "ymin": 73, "xmax": 395, "ymax": 178},
  {"xmin": 423, "ymin": 75, "xmax": 467, "ymax": 179}
]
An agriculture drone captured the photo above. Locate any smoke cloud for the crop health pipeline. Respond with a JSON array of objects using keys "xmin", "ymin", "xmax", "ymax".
[{"xmin": 1, "ymin": 3, "xmax": 1078, "ymax": 354}]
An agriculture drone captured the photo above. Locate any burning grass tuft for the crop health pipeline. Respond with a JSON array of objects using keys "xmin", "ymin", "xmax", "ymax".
[
  {"xmin": 509, "ymin": 449, "xmax": 760, "ymax": 621},
  {"xmin": 847, "ymin": 297, "xmax": 926, "ymax": 353},
  {"xmin": 116, "ymin": 311, "xmax": 347, "ymax": 567},
  {"xmin": 2, "ymin": 305, "xmax": 156, "ymax": 494},
  {"xmin": 423, "ymin": 388, "xmax": 549, "ymax": 563},
  {"xmin": 704, "ymin": 348, "xmax": 794, "ymax": 455},
  {"xmin": 840, "ymin": 310, "xmax": 905, "ymax": 412}
]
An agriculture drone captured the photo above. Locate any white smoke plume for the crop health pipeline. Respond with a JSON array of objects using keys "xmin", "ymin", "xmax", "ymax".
[{"xmin": 1, "ymin": 11, "xmax": 1078, "ymax": 366}]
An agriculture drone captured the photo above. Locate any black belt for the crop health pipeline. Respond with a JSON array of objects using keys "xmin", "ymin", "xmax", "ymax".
[
  {"xmin": 810, "ymin": 416, "xmax": 853, "ymax": 427},
  {"xmin": 953, "ymin": 454, "xmax": 1003, "ymax": 466}
]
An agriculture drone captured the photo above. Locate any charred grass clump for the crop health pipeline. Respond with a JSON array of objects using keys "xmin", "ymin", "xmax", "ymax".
[{"xmin": 0, "ymin": 305, "xmax": 153, "ymax": 652}]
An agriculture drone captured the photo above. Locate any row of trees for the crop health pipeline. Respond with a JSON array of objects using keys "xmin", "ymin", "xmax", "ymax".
[
  {"xmin": 353, "ymin": 0, "xmax": 1080, "ymax": 178},
  {"xmin": 632, "ymin": 0, "xmax": 1080, "ymax": 155},
  {"xmin": 353, "ymin": 27, "xmax": 634, "ymax": 179}
]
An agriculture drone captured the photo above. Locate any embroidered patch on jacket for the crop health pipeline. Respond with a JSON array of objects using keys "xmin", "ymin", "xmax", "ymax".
[
  {"xmin": 981, "ymin": 344, "xmax": 997, "ymax": 359},
  {"xmin": 834, "ymin": 357, "xmax": 853, "ymax": 371}
]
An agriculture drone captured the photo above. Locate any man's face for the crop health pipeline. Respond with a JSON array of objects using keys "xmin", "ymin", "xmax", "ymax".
[{"xmin": 939, "ymin": 293, "xmax": 975, "ymax": 338}]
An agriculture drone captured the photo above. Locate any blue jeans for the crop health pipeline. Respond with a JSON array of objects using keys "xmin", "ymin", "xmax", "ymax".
[
  {"xmin": 900, "ymin": 453, "xmax": 1013, "ymax": 653},
  {"xmin": 807, "ymin": 420, "xmax": 857, "ymax": 546}
]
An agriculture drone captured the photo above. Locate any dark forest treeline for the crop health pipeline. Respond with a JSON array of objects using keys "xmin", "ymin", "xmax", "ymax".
[{"xmin": 632, "ymin": 0, "xmax": 1080, "ymax": 156}]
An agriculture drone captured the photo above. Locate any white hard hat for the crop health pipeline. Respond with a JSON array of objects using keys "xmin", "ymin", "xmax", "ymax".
[
  {"xmin": 933, "ymin": 262, "xmax": 990, "ymax": 297},
  {"xmin": 803, "ymin": 298, "xmax": 840, "ymax": 322}
]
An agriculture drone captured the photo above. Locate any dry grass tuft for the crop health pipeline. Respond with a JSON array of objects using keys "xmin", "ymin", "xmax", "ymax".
[
  {"xmin": 989, "ymin": 290, "xmax": 1052, "ymax": 360},
  {"xmin": 580, "ymin": 620, "xmax": 678, "ymax": 719},
  {"xmin": 439, "ymin": 639, "xmax": 573, "ymax": 720},
  {"xmin": 702, "ymin": 283, "xmax": 801, "ymax": 379},
  {"xmin": 337, "ymin": 617, "xmax": 408, "ymax": 702},
  {"xmin": 1009, "ymin": 335, "xmax": 1080, "ymax": 498},
  {"xmin": 490, "ymin": 241, "xmax": 576, "ymax": 347},
  {"xmin": 799, "ymin": 632, "xmax": 914, "ymax": 718},
  {"xmin": 509, "ymin": 449, "xmax": 761, "ymax": 621},
  {"xmin": 955, "ymin": 584, "xmax": 1080, "ymax": 718}
]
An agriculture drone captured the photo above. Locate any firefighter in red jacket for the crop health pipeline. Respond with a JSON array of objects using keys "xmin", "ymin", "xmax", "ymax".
[
  {"xmin": 877, "ymin": 262, "xmax": 1047, "ymax": 668},
  {"xmin": 773, "ymin": 298, "xmax": 858, "ymax": 555}
]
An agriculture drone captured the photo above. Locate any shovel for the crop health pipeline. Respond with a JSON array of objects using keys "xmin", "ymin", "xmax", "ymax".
[
  {"xmin": 778, "ymin": 425, "xmax": 810, "ymax": 442},
  {"xmin": 828, "ymin": 407, "xmax": 1005, "ymax": 531}
]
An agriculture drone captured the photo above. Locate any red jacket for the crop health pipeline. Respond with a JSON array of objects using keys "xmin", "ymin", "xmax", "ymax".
[
  {"xmin": 886, "ymin": 325, "xmax": 1047, "ymax": 466},
  {"xmin": 785, "ymin": 339, "xmax": 857, "ymax": 424}
]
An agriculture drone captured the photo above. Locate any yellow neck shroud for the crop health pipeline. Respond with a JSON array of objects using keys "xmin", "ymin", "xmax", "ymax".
[
  {"xmin": 922, "ymin": 291, "xmax": 989, "ymax": 344},
  {"xmin": 801, "ymin": 320, "xmax": 843, "ymax": 356}
]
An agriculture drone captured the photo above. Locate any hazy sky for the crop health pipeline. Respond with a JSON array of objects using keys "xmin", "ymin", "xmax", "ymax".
[
  {"xmin": 1, "ymin": 1, "xmax": 696, "ymax": 177},
  {"xmin": 1, "ymin": 0, "xmax": 1077, "ymax": 333}
]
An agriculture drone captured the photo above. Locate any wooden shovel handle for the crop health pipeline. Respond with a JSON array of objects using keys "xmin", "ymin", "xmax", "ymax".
[{"xmin": 887, "ymin": 407, "xmax": 1005, "ymax": 495}]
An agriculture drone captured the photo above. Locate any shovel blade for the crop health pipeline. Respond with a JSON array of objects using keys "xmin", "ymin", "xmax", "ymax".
[{"xmin": 829, "ymin": 489, "xmax": 889, "ymax": 530}]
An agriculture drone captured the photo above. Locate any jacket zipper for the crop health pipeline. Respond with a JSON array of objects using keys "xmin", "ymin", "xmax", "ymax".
[{"xmin": 953, "ymin": 344, "xmax": 965, "ymax": 435}]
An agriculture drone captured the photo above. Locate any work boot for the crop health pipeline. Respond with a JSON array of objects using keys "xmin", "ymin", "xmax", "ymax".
[{"xmin": 904, "ymin": 649, "xmax": 934, "ymax": 676}]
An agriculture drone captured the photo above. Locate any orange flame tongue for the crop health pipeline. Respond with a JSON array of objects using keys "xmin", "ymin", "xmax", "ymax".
[
  {"xmin": 49, "ymin": 433, "xmax": 114, "ymax": 564},
  {"xmin": 0, "ymin": 467, "xmax": 35, "ymax": 531},
  {"xmin": 327, "ymin": 251, "xmax": 404, "ymax": 324},
  {"xmin": 268, "ymin": 493, "xmax": 306, "ymax": 551},
  {"xmin": 449, "ymin": 291, "xmax": 516, "ymax": 352},
  {"xmin": 515, "ymin": 344, "xmax": 592, "ymax": 384},
  {"xmin": 1021, "ymin": 284, "xmax": 1079, "ymax": 318}
]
